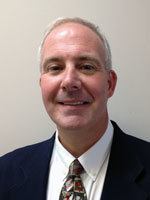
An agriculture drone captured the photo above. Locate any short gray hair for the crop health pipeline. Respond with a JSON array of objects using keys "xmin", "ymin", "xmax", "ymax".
[{"xmin": 38, "ymin": 17, "xmax": 112, "ymax": 71}]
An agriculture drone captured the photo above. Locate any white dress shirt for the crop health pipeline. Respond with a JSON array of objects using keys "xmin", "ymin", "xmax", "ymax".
[{"xmin": 46, "ymin": 121, "xmax": 113, "ymax": 200}]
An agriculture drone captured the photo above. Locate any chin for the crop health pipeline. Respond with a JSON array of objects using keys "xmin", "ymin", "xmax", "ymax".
[{"xmin": 54, "ymin": 116, "xmax": 88, "ymax": 130}]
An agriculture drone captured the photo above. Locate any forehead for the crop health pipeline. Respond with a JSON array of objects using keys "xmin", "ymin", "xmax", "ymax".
[
  {"xmin": 41, "ymin": 22, "xmax": 106, "ymax": 63},
  {"xmin": 49, "ymin": 22, "xmax": 99, "ymax": 39}
]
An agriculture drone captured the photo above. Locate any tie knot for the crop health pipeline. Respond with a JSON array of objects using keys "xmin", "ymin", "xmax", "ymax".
[{"xmin": 69, "ymin": 159, "xmax": 84, "ymax": 176}]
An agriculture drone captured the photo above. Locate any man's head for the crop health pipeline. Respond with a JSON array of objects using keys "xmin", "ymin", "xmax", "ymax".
[{"xmin": 39, "ymin": 17, "xmax": 117, "ymax": 135}]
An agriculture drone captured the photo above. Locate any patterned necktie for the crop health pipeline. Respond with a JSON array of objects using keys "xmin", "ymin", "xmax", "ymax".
[{"xmin": 59, "ymin": 159, "xmax": 87, "ymax": 200}]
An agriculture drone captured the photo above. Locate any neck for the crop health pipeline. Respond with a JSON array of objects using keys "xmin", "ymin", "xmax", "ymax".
[{"xmin": 57, "ymin": 117, "xmax": 109, "ymax": 157}]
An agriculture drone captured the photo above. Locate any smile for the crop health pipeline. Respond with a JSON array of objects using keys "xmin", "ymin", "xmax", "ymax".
[{"xmin": 59, "ymin": 101, "xmax": 90, "ymax": 106}]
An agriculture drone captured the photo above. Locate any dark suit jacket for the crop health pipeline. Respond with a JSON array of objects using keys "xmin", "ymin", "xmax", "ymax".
[{"xmin": 0, "ymin": 121, "xmax": 150, "ymax": 200}]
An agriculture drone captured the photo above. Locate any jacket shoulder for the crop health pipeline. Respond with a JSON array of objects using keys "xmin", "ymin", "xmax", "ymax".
[
  {"xmin": 0, "ymin": 136, "xmax": 55, "ymax": 195},
  {"xmin": 0, "ymin": 138, "xmax": 51, "ymax": 164},
  {"xmin": 123, "ymin": 132, "xmax": 150, "ymax": 166},
  {"xmin": 112, "ymin": 121, "xmax": 150, "ymax": 165}
]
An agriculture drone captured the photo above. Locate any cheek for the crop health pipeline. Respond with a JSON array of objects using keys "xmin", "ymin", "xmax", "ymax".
[
  {"xmin": 87, "ymin": 77, "xmax": 109, "ymax": 100},
  {"xmin": 40, "ymin": 82, "xmax": 50, "ymax": 99},
  {"xmin": 40, "ymin": 77, "xmax": 55, "ymax": 102}
]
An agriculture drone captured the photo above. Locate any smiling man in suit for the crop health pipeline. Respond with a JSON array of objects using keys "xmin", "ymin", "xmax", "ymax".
[{"xmin": 0, "ymin": 17, "xmax": 150, "ymax": 200}]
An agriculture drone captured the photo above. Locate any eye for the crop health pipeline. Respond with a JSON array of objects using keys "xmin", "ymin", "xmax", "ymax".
[
  {"xmin": 79, "ymin": 63, "xmax": 97, "ymax": 74},
  {"xmin": 44, "ymin": 64, "xmax": 64, "ymax": 74}
]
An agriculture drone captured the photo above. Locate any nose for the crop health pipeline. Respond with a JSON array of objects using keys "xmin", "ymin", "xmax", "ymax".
[{"xmin": 60, "ymin": 68, "xmax": 81, "ymax": 92}]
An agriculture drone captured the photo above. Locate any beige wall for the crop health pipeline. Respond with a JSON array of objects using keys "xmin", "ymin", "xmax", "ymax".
[{"xmin": 0, "ymin": 0, "xmax": 150, "ymax": 155}]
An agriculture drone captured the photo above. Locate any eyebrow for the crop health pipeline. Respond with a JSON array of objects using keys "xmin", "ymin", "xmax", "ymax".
[
  {"xmin": 77, "ymin": 55, "xmax": 104, "ymax": 66},
  {"xmin": 42, "ymin": 57, "xmax": 62, "ymax": 68}
]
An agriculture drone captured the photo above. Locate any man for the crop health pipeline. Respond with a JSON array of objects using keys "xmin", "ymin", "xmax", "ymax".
[{"xmin": 0, "ymin": 17, "xmax": 150, "ymax": 200}]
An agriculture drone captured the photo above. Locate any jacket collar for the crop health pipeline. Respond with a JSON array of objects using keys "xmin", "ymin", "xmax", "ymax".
[{"xmin": 101, "ymin": 121, "xmax": 148, "ymax": 200}]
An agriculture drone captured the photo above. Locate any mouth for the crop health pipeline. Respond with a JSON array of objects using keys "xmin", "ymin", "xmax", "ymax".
[{"xmin": 58, "ymin": 101, "xmax": 91, "ymax": 106}]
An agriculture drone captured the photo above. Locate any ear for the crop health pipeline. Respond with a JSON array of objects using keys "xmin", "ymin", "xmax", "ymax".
[
  {"xmin": 107, "ymin": 70, "xmax": 117, "ymax": 98},
  {"xmin": 39, "ymin": 77, "xmax": 41, "ymax": 86}
]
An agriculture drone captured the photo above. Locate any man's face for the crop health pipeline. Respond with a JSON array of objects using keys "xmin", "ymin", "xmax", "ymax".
[{"xmin": 40, "ymin": 22, "xmax": 117, "ymax": 132}]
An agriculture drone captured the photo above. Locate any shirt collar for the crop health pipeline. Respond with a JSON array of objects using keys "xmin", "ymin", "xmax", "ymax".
[
  {"xmin": 55, "ymin": 120, "xmax": 113, "ymax": 181},
  {"xmin": 55, "ymin": 131, "xmax": 75, "ymax": 174},
  {"xmin": 79, "ymin": 120, "xmax": 113, "ymax": 181}
]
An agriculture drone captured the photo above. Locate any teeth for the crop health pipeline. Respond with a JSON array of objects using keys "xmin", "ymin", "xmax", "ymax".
[{"xmin": 63, "ymin": 102, "xmax": 85, "ymax": 105}]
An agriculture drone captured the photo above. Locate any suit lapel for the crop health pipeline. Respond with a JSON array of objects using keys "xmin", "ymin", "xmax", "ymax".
[
  {"xmin": 9, "ymin": 135, "xmax": 55, "ymax": 200},
  {"xmin": 101, "ymin": 122, "xmax": 148, "ymax": 200}
]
